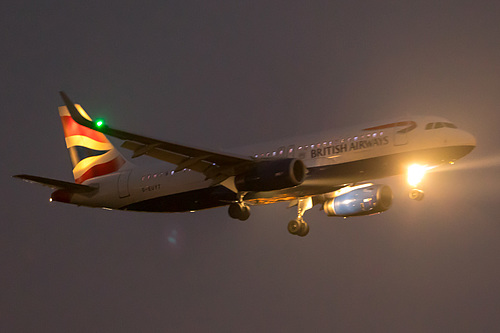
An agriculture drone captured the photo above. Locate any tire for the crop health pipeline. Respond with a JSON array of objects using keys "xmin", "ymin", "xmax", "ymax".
[
  {"xmin": 287, "ymin": 219, "xmax": 302, "ymax": 235},
  {"xmin": 228, "ymin": 203, "xmax": 251, "ymax": 220},
  {"xmin": 409, "ymin": 189, "xmax": 424, "ymax": 201},
  {"xmin": 239, "ymin": 205, "xmax": 251, "ymax": 221},
  {"xmin": 298, "ymin": 222, "xmax": 309, "ymax": 237}
]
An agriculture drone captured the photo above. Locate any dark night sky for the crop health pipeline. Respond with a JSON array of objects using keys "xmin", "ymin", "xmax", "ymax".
[{"xmin": 2, "ymin": 1, "xmax": 500, "ymax": 332}]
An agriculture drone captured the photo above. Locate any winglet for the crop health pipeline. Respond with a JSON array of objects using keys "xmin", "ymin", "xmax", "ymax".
[
  {"xmin": 58, "ymin": 91, "xmax": 135, "ymax": 141},
  {"xmin": 59, "ymin": 91, "xmax": 103, "ymax": 131}
]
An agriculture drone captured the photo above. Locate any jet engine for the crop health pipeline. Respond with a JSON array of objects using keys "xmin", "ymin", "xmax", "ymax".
[
  {"xmin": 323, "ymin": 184, "xmax": 392, "ymax": 217},
  {"xmin": 235, "ymin": 158, "xmax": 306, "ymax": 192}
]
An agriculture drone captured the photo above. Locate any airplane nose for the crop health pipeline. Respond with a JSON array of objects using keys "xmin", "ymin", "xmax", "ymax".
[
  {"xmin": 462, "ymin": 130, "xmax": 477, "ymax": 148},
  {"xmin": 453, "ymin": 130, "xmax": 476, "ymax": 159}
]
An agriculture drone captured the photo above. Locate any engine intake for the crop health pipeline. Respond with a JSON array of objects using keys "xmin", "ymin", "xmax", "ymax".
[
  {"xmin": 323, "ymin": 184, "xmax": 392, "ymax": 217},
  {"xmin": 235, "ymin": 158, "xmax": 306, "ymax": 192}
]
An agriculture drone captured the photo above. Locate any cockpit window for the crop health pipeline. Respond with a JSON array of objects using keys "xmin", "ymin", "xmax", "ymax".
[{"xmin": 425, "ymin": 122, "xmax": 458, "ymax": 130}]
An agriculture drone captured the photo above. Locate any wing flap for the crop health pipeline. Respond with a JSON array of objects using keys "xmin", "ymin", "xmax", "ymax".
[
  {"xmin": 122, "ymin": 141, "xmax": 212, "ymax": 173},
  {"xmin": 60, "ymin": 92, "xmax": 254, "ymax": 181}
]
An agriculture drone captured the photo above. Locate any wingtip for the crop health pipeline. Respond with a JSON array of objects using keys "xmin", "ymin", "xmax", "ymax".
[
  {"xmin": 58, "ymin": 91, "xmax": 95, "ymax": 128},
  {"xmin": 59, "ymin": 91, "xmax": 72, "ymax": 106}
]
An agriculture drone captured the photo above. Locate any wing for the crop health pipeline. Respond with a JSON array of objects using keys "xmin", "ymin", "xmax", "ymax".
[{"xmin": 59, "ymin": 92, "xmax": 255, "ymax": 185}]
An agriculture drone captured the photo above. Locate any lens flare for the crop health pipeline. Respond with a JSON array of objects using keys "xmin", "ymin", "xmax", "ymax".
[
  {"xmin": 430, "ymin": 154, "xmax": 500, "ymax": 173},
  {"xmin": 407, "ymin": 164, "xmax": 428, "ymax": 187}
]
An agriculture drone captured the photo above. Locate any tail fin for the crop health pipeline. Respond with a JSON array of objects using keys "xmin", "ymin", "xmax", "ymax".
[{"xmin": 58, "ymin": 104, "xmax": 127, "ymax": 184}]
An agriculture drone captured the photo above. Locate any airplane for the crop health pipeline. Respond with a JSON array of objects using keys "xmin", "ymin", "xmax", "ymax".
[{"xmin": 14, "ymin": 92, "xmax": 476, "ymax": 237}]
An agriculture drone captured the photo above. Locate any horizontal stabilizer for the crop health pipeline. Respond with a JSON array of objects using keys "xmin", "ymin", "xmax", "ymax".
[{"xmin": 13, "ymin": 174, "xmax": 98, "ymax": 193}]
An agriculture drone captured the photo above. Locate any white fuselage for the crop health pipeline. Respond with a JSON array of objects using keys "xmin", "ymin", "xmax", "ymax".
[{"xmin": 68, "ymin": 116, "xmax": 476, "ymax": 211}]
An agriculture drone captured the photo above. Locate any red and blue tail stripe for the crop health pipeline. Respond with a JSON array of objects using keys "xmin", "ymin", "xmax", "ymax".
[{"xmin": 58, "ymin": 104, "xmax": 126, "ymax": 184}]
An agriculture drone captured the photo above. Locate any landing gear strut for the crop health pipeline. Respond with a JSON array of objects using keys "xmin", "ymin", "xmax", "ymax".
[{"xmin": 288, "ymin": 197, "xmax": 313, "ymax": 237}]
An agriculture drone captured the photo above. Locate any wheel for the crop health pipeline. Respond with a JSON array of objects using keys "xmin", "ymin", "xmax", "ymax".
[
  {"xmin": 228, "ymin": 203, "xmax": 241, "ymax": 219},
  {"xmin": 409, "ymin": 189, "xmax": 424, "ymax": 201},
  {"xmin": 228, "ymin": 203, "xmax": 251, "ymax": 220},
  {"xmin": 288, "ymin": 219, "xmax": 302, "ymax": 235},
  {"xmin": 297, "ymin": 221, "xmax": 309, "ymax": 237},
  {"xmin": 239, "ymin": 204, "xmax": 250, "ymax": 221}
]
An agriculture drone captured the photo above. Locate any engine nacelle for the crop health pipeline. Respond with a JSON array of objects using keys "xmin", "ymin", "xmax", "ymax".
[
  {"xmin": 235, "ymin": 158, "xmax": 306, "ymax": 192},
  {"xmin": 323, "ymin": 184, "xmax": 392, "ymax": 217}
]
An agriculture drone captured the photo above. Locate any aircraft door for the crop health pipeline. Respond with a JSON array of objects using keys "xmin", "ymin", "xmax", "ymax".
[
  {"xmin": 393, "ymin": 121, "xmax": 417, "ymax": 146},
  {"xmin": 394, "ymin": 129, "xmax": 408, "ymax": 146},
  {"xmin": 118, "ymin": 170, "xmax": 131, "ymax": 198}
]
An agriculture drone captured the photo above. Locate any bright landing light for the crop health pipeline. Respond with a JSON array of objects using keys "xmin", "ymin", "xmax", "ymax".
[{"xmin": 407, "ymin": 164, "xmax": 428, "ymax": 187}]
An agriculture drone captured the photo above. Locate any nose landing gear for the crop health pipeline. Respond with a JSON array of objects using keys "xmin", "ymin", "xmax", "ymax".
[
  {"xmin": 407, "ymin": 164, "xmax": 430, "ymax": 201},
  {"xmin": 409, "ymin": 188, "xmax": 425, "ymax": 201}
]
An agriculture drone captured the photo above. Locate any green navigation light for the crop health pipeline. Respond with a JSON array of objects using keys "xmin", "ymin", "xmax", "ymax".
[{"xmin": 96, "ymin": 120, "xmax": 104, "ymax": 127}]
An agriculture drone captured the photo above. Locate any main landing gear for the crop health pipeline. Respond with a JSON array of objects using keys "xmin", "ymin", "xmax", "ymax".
[
  {"xmin": 288, "ymin": 197, "xmax": 313, "ymax": 237},
  {"xmin": 228, "ymin": 192, "xmax": 251, "ymax": 221},
  {"xmin": 228, "ymin": 202, "xmax": 251, "ymax": 221},
  {"xmin": 288, "ymin": 219, "xmax": 309, "ymax": 237},
  {"xmin": 227, "ymin": 193, "xmax": 314, "ymax": 237}
]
